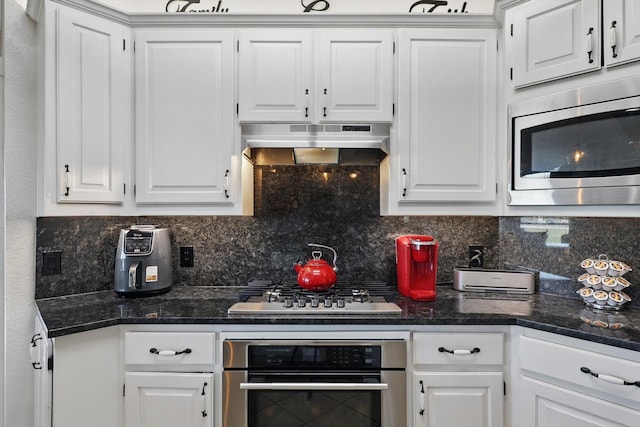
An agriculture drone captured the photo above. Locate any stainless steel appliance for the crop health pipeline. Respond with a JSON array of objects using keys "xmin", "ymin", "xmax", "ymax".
[
  {"xmin": 114, "ymin": 225, "xmax": 173, "ymax": 296},
  {"xmin": 222, "ymin": 338, "xmax": 406, "ymax": 427},
  {"xmin": 509, "ymin": 76, "xmax": 640, "ymax": 205},
  {"xmin": 453, "ymin": 268, "xmax": 536, "ymax": 294},
  {"xmin": 227, "ymin": 280, "xmax": 402, "ymax": 315}
]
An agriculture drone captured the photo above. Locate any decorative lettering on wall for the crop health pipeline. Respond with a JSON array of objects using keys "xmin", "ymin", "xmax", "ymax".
[
  {"xmin": 165, "ymin": 0, "xmax": 229, "ymax": 13},
  {"xmin": 301, "ymin": 0, "xmax": 330, "ymax": 12},
  {"xmin": 409, "ymin": 0, "xmax": 469, "ymax": 13}
]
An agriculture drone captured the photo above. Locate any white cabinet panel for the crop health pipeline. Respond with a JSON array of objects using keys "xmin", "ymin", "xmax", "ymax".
[
  {"xmin": 56, "ymin": 5, "xmax": 128, "ymax": 203},
  {"xmin": 605, "ymin": 0, "xmax": 640, "ymax": 67},
  {"xmin": 238, "ymin": 29, "xmax": 393, "ymax": 123},
  {"xmin": 135, "ymin": 30, "xmax": 234, "ymax": 204},
  {"xmin": 124, "ymin": 372, "xmax": 213, "ymax": 427},
  {"xmin": 510, "ymin": 0, "xmax": 601, "ymax": 87},
  {"xmin": 238, "ymin": 30, "xmax": 313, "ymax": 122},
  {"xmin": 317, "ymin": 30, "xmax": 393, "ymax": 122},
  {"xmin": 521, "ymin": 377, "xmax": 640, "ymax": 427},
  {"xmin": 397, "ymin": 28, "xmax": 497, "ymax": 203},
  {"xmin": 414, "ymin": 372, "xmax": 504, "ymax": 427}
]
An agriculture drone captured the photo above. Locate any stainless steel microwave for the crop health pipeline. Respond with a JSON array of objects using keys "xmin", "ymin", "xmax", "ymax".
[{"xmin": 508, "ymin": 78, "xmax": 640, "ymax": 206}]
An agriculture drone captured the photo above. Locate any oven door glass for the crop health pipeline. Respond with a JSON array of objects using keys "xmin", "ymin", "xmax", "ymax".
[
  {"xmin": 513, "ymin": 96, "xmax": 640, "ymax": 191},
  {"xmin": 245, "ymin": 374, "xmax": 383, "ymax": 427}
]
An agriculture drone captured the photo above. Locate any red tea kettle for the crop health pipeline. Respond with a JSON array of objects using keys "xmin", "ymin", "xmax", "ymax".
[{"xmin": 293, "ymin": 244, "xmax": 338, "ymax": 291}]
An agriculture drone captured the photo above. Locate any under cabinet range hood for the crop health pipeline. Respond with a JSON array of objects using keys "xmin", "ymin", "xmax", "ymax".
[{"xmin": 242, "ymin": 123, "xmax": 390, "ymax": 166}]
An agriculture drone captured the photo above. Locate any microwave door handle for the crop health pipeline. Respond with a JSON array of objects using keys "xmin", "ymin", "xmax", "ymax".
[{"xmin": 239, "ymin": 382, "xmax": 389, "ymax": 391}]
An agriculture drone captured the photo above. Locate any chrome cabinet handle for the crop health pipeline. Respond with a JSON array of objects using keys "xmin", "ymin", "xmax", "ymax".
[
  {"xmin": 580, "ymin": 367, "xmax": 640, "ymax": 387},
  {"xmin": 438, "ymin": 346, "xmax": 480, "ymax": 355},
  {"xmin": 149, "ymin": 347, "xmax": 192, "ymax": 357}
]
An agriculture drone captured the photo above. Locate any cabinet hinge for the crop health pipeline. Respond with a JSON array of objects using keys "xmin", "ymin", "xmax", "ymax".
[
  {"xmin": 496, "ymin": 183, "xmax": 498, "ymax": 194},
  {"xmin": 237, "ymin": 103, "xmax": 239, "ymax": 115},
  {"xmin": 496, "ymin": 39, "xmax": 499, "ymax": 51},
  {"xmin": 393, "ymin": 41, "xmax": 396, "ymax": 54},
  {"xmin": 503, "ymin": 381, "xmax": 507, "ymax": 396},
  {"xmin": 47, "ymin": 355, "xmax": 54, "ymax": 371},
  {"xmin": 133, "ymin": 184, "xmax": 136, "ymax": 196},
  {"xmin": 237, "ymin": 40, "xmax": 239, "ymax": 52},
  {"xmin": 392, "ymin": 103, "xmax": 395, "ymax": 116},
  {"xmin": 123, "ymin": 39, "xmax": 125, "ymax": 51},
  {"xmin": 510, "ymin": 23, "xmax": 513, "ymax": 37},
  {"xmin": 510, "ymin": 67, "xmax": 513, "ymax": 80},
  {"xmin": 123, "ymin": 384, "xmax": 125, "ymax": 397},
  {"xmin": 123, "ymin": 183, "xmax": 126, "ymax": 195}
]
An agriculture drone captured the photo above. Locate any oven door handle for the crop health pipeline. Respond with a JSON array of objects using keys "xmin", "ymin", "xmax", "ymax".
[{"xmin": 239, "ymin": 382, "xmax": 389, "ymax": 391}]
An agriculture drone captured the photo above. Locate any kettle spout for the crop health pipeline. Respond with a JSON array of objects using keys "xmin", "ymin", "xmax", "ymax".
[{"xmin": 293, "ymin": 260, "xmax": 303, "ymax": 273}]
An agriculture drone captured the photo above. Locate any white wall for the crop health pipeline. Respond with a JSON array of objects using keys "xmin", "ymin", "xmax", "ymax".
[{"xmin": 3, "ymin": 1, "xmax": 37, "ymax": 427}]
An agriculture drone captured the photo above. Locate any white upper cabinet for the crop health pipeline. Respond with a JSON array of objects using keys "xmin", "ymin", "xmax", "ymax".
[
  {"xmin": 316, "ymin": 30, "xmax": 394, "ymax": 122},
  {"xmin": 510, "ymin": 0, "xmax": 601, "ymax": 88},
  {"xmin": 134, "ymin": 30, "xmax": 235, "ymax": 205},
  {"xmin": 604, "ymin": 0, "xmax": 640, "ymax": 67},
  {"xmin": 238, "ymin": 29, "xmax": 393, "ymax": 123},
  {"xmin": 395, "ymin": 28, "xmax": 497, "ymax": 204},
  {"xmin": 55, "ymin": 4, "xmax": 129, "ymax": 203},
  {"xmin": 238, "ymin": 30, "xmax": 313, "ymax": 122}
]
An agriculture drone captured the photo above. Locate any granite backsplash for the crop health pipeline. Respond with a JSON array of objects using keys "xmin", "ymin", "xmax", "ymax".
[{"xmin": 36, "ymin": 165, "xmax": 640, "ymax": 307}]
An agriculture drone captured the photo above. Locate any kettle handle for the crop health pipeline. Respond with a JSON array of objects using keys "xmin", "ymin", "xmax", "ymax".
[{"xmin": 308, "ymin": 244, "xmax": 338, "ymax": 271}]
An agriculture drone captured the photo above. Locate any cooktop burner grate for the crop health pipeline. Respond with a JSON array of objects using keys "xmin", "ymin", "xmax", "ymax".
[
  {"xmin": 228, "ymin": 280, "xmax": 402, "ymax": 315},
  {"xmin": 237, "ymin": 280, "xmax": 398, "ymax": 302}
]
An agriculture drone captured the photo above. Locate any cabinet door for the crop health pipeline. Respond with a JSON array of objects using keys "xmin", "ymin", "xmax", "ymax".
[
  {"xmin": 520, "ymin": 376, "xmax": 640, "ymax": 427},
  {"xmin": 397, "ymin": 29, "xmax": 497, "ymax": 203},
  {"xmin": 414, "ymin": 372, "xmax": 503, "ymax": 427},
  {"xmin": 52, "ymin": 327, "xmax": 121, "ymax": 427},
  {"xmin": 57, "ymin": 5, "xmax": 128, "ymax": 203},
  {"xmin": 135, "ymin": 30, "xmax": 234, "ymax": 204},
  {"xmin": 317, "ymin": 30, "xmax": 393, "ymax": 122},
  {"xmin": 604, "ymin": 0, "xmax": 640, "ymax": 67},
  {"xmin": 511, "ymin": 0, "xmax": 600, "ymax": 87},
  {"xmin": 238, "ymin": 30, "xmax": 313, "ymax": 122},
  {"xmin": 124, "ymin": 372, "xmax": 214, "ymax": 427}
]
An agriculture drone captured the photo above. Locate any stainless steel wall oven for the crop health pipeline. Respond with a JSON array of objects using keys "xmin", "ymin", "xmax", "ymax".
[
  {"xmin": 509, "ymin": 77, "xmax": 640, "ymax": 205},
  {"xmin": 222, "ymin": 339, "xmax": 406, "ymax": 427}
]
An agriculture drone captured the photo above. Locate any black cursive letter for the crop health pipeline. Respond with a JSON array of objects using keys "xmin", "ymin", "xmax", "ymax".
[
  {"xmin": 409, "ymin": 0, "xmax": 448, "ymax": 13},
  {"xmin": 166, "ymin": 0, "xmax": 201, "ymax": 13},
  {"xmin": 301, "ymin": 0, "xmax": 330, "ymax": 13}
]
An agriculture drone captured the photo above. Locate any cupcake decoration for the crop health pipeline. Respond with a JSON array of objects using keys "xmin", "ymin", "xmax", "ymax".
[{"xmin": 576, "ymin": 254, "xmax": 632, "ymax": 311}]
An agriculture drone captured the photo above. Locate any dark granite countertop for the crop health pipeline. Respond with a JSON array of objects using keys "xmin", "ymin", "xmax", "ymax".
[{"xmin": 36, "ymin": 285, "xmax": 640, "ymax": 352}]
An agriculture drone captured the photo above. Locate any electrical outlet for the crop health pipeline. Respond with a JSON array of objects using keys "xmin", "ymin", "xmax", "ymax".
[
  {"xmin": 42, "ymin": 251, "xmax": 62, "ymax": 276},
  {"xmin": 468, "ymin": 245, "xmax": 484, "ymax": 268},
  {"xmin": 180, "ymin": 247, "xmax": 194, "ymax": 267}
]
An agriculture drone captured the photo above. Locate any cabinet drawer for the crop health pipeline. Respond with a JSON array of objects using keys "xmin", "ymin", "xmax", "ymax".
[
  {"xmin": 413, "ymin": 333, "xmax": 503, "ymax": 365},
  {"xmin": 520, "ymin": 336, "xmax": 640, "ymax": 407},
  {"xmin": 125, "ymin": 332, "xmax": 214, "ymax": 367}
]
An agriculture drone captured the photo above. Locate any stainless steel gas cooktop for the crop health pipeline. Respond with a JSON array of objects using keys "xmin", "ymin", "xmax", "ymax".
[{"xmin": 228, "ymin": 280, "xmax": 402, "ymax": 315}]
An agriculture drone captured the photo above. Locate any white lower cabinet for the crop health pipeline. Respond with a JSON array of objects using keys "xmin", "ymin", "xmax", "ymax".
[
  {"xmin": 516, "ymin": 330, "xmax": 640, "ymax": 427},
  {"xmin": 51, "ymin": 327, "xmax": 121, "ymax": 427},
  {"xmin": 124, "ymin": 372, "xmax": 214, "ymax": 427},
  {"xmin": 520, "ymin": 376, "xmax": 640, "ymax": 427},
  {"xmin": 412, "ymin": 332, "xmax": 505, "ymax": 427},
  {"xmin": 413, "ymin": 371, "xmax": 504, "ymax": 427},
  {"xmin": 123, "ymin": 331, "xmax": 216, "ymax": 427}
]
